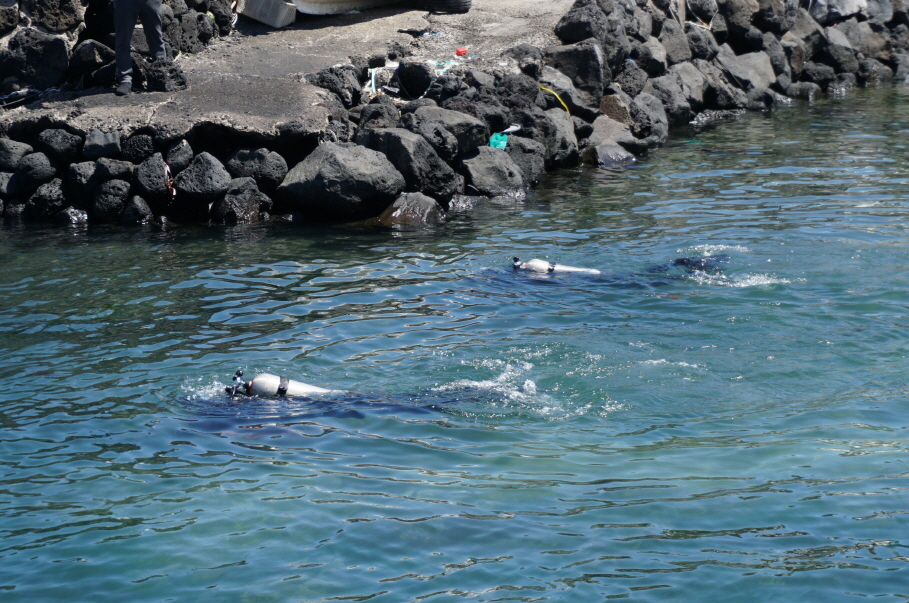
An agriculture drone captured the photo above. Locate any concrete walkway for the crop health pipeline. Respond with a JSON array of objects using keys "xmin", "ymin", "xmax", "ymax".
[{"xmin": 0, "ymin": 0, "xmax": 571, "ymax": 141}]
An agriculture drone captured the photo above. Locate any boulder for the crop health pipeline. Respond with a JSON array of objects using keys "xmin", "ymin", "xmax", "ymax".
[
  {"xmin": 688, "ymin": 0, "xmax": 720, "ymax": 21},
  {"xmin": 644, "ymin": 73, "xmax": 693, "ymax": 126},
  {"xmin": 394, "ymin": 61, "xmax": 435, "ymax": 100},
  {"xmin": 512, "ymin": 47, "xmax": 545, "ymax": 80},
  {"xmin": 761, "ymin": 32, "xmax": 790, "ymax": 77},
  {"xmin": 581, "ymin": 140, "xmax": 637, "ymax": 166},
  {"xmin": 800, "ymin": 61, "xmax": 836, "ymax": 89},
  {"xmin": 509, "ymin": 106, "xmax": 561, "ymax": 169},
  {"xmin": 686, "ymin": 22, "xmax": 720, "ymax": 60},
  {"xmin": 211, "ymin": 177, "xmax": 268, "ymax": 224},
  {"xmin": 633, "ymin": 37, "xmax": 668, "ymax": 76},
  {"xmin": 92, "ymin": 179, "xmax": 131, "ymax": 223},
  {"xmin": 442, "ymin": 90, "xmax": 511, "ymax": 134},
  {"xmin": 718, "ymin": 0, "xmax": 759, "ymax": 34},
  {"xmin": 613, "ymin": 0, "xmax": 648, "ymax": 41},
  {"xmin": 573, "ymin": 117, "xmax": 595, "ymax": 140},
  {"xmin": 827, "ymin": 73, "xmax": 856, "ymax": 95},
  {"xmin": 209, "ymin": 0, "xmax": 234, "ymax": 35},
  {"xmin": 784, "ymin": 8, "xmax": 827, "ymax": 59},
  {"xmin": 174, "ymin": 151, "xmax": 232, "ymax": 203},
  {"xmin": 895, "ymin": 0, "xmax": 909, "ymax": 24},
  {"xmin": 892, "ymin": 52, "xmax": 909, "ymax": 82},
  {"xmin": 146, "ymin": 58, "xmax": 187, "ymax": 92},
  {"xmin": 120, "ymin": 195, "xmax": 155, "ymax": 225},
  {"xmin": 176, "ymin": 10, "xmax": 205, "ymax": 54},
  {"xmin": 55, "ymin": 206, "xmax": 89, "ymax": 225},
  {"xmin": 0, "ymin": 139, "xmax": 33, "ymax": 172},
  {"xmin": 14, "ymin": 152, "xmax": 56, "ymax": 195},
  {"xmin": 602, "ymin": 13, "xmax": 634, "ymax": 75},
  {"xmin": 276, "ymin": 142, "xmax": 405, "ymax": 221},
  {"xmin": 715, "ymin": 45, "xmax": 776, "ymax": 89},
  {"xmin": 600, "ymin": 87, "xmax": 634, "ymax": 125},
  {"xmin": 630, "ymin": 92, "xmax": 669, "ymax": 146},
  {"xmin": 809, "ymin": 0, "xmax": 865, "ymax": 24},
  {"xmin": 710, "ymin": 11, "xmax": 729, "ymax": 44},
  {"xmin": 66, "ymin": 40, "xmax": 116, "ymax": 82},
  {"xmin": 225, "ymin": 147, "xmax": 288, "ymax": 194},
  {"xmin": 555, "ymin": 0, "xmax": 611, "ymax": 44},
  {"xmin": 613, "ymin": 59, "xmax": 650, "ymax": 97},
  {"xmin": 538, "ymin": 66, "xmax": 600, "ymax": 121},
  {"xmin": 1, "ymin": 27, "xmax": 70, "ymax": 90},
  {"xmin": 544, "ymin": 109, "xmax": 580, "ymax": 168},
  {"xmin": 95, "ymin": 157, "xmax": 135, "ymax": 182},
  {"xmin": 134, "ymin": 153, "xmax": 171, "ymax": 213},
  {"xmin": 405, "ymin": 106, "xmax": 488, "ymax": 158},
  {"xmin": 659, "ymin": 19, "xmax": 692, "ymax": 66},
  {"xmin": 426, "ymin": 74, "xmax": 467, "ymax": 104},
  {"xmin": 503, "ymin": 136, "xmax": 547, "ymax": 187},
  {"xmin": 588, "ymin": 113, "xmax": 647, "ymax": 155},
  {"xmin": 25, "ymin": 178, "xmax": 66, "ymax": 221},
  {"xmin": 0, "ymin": 172, "xmax": 11, "ymax": 201},
  {"xmin": 0, "ymin": 2, "xmax": 18, "ymax": 37},
  {"xmin": 543, "ymin": 39, "xmax": 608, "ymax": 108},
  {"xmin": 781, "ymin": 38, "xmax": 806, "ymax": 78},
  {"xmin": 66, "ymin": 161, "xmax": 99, "ymax": 208},
  {"xmin": 694, "ymin": 58, "xmax": 748, "ymax": 109},
  {"xmin": 400, "ymin": 113, "xmax": 459, "ymax": 163},
  {"xmin": 784, "ymin": 80, "xmax": 822, "ymax": 99},
  {"xmin": 820, "ymin": 26, "xmax": 859, "ymax": 73},
  {"xmin": 31, "ymin": 0, "xmax": 86, "ymax": 33},
  {"xmin": 754, "ymin": 0, "xmax": 798, "ymax": 35},
  {"xmin": 166, "ymin": 139, "xmax": 193, "ymax": 174},
  {"xmin": 672, "ymin": 62, "xmax": 707, "ymax": 108},
  {"xmin": 838, "ymin": 19, "xmax": 888, "ymax": 60},
  {"xmin": 496, "ymin": 73, "xmax": 547, "ymax": 110},
  {"xmin": 375, "ymin": 192, "xmax": 445, "ymax": 229},
  {"xmin": 859, "ymin": 0, "xmax": 890, "ymax": 21},
  {"xmin": 746, "ymin": 86, "xmax": 790, "ymax": 110},
  {"xmin": 358, "ymin": 102, "xmax": 401, "ymax": 130},
  {"xmin": 355, "ymin": 128, "xmax": 459, "ymax": 202},
  {"xmin": 858, "ymin": 58, "xmax": 894, "ymax": 85},
  {"xmin": 83, "ymin": 128, "xmax": 121, "ymax": 160},
  {"xmin": 121, "ymin": 134, "xmax": 156, "ymax": 164},
  {"xmin": 4, "ymin": 202, "xmax": 26, "ymax": 220},
  {"xmin": 38, "ymin": 129, "xmax": 83, "ymax": 164},
  {"xmin": 306, "ymin": 66, "xmax": 362, "ymax": 108},
  {"xmin": 461, "ymin": 147, "xmax": 525, "ymax": 198}
]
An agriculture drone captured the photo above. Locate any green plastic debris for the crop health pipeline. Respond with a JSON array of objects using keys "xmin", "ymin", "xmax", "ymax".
[{"xmin": 489, "ymin": 133, "xmax": 508, "ymax": 149}]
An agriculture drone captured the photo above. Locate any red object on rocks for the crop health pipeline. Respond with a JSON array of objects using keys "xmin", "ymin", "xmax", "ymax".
[{"xmin": 456, "ymin": 47, "xmax": 468, "ymax": 56}]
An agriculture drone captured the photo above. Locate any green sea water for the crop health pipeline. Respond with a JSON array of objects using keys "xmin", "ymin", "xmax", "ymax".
[{"xmin": 1, "ymin": 88, "xmax": 908, "ymax": 602}]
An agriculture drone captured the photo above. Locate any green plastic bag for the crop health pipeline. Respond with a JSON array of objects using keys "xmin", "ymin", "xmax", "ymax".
[{"xmin": 489, "ymin": 133, "xmax": 508, "ymax": 149}]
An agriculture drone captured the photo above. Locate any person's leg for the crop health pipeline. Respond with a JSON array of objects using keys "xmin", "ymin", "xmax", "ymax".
[
  {"xmin": 138, "ymin": 0, "xmax": 167, "ymax": 61},
  {"xmin": 114, "ymin": 0, "xmax": 142, "ymax": 90}
]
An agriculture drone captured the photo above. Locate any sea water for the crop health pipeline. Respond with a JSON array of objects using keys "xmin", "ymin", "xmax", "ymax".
[{"xmin": 1, "ymin": 88, "xmax": 908, "ymax": 601}]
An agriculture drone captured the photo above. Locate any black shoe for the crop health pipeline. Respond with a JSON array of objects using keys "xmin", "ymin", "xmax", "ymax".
[{"xmin": 115, "ymin": 81, "xmax": 131, "ymax": 96}]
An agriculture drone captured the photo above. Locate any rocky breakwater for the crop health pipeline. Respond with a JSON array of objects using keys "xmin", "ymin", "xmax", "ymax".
[
  {"xmin": 0, "ymin": 0, "xmax": 233, "ymax": 100},
  {"xmin": 2, "ymin": 0, "xmax": 909, "ymax": 229}
]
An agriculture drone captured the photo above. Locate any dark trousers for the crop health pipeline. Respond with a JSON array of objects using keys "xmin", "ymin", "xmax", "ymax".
[{"xmin": 115, "ymin": 0, "xmax": 166, "ymax": 85}]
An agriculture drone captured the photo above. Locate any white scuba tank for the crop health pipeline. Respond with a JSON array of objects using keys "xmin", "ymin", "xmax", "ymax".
[
  {"xmin": 228, "ymin": 371, "xmax": 336, "ymax": 397},
  {"xmin": 247, "ymin": 373, "xmax": 335, "ymax": 396},
  {"xmin": 512, "ymin": 257, "xmax": 601, "ymax": 275}
]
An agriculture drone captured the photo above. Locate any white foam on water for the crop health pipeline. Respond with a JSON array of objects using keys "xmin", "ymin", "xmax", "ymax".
[
  {"xmin": 642, "ymin": 359, "xmax": 704, "ymax": 369},
  {"xmin": 686, "ymin": 271, "xmax": 792, "ymax": 288},
  {"xmin": 433, "ymin": 359, "xmax": 576, "ymax": 419},
  {"xmin": 677, "ymin": 244, "xmax": 751, "ymax": 256},
  {"xmin": 181, "ymin": 375, "xmax": 228, "ymax": 401}
]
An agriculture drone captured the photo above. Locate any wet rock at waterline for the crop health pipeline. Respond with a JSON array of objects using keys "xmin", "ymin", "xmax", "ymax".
[{"xmin": 276, "ymin": 143, "xmax": 405, "ymax": 222}]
